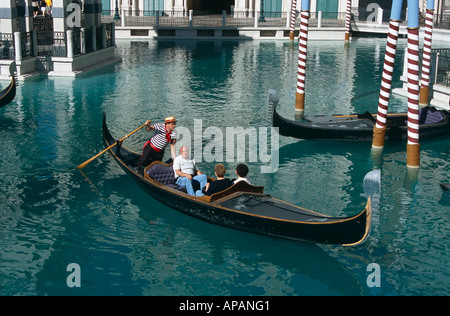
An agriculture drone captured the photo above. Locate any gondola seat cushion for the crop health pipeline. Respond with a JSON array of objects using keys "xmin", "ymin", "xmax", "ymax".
[
  {"xmin": 146, "ymin": 163, "xmax": 176, "ymax": 184},
  {"xmin": 145, "ymin": 162, "xmax": 200, "ymax": 192},
  {"xmin": 419, "ymin": 107, "xmax": 445, "ymax": 124}
]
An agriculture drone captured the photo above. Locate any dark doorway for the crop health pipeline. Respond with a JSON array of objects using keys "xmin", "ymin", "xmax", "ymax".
[{"xmin": 191, "ymin": 0, "xmax": 235, "ymax": 13}]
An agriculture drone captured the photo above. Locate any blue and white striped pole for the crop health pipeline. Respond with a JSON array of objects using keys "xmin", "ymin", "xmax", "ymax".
[
  {"xmin": 419, "ymin": 0, "xmax": 435, "ymax": 106},
  {"xmin": 372, "ymin": 0, "xmax": 403, "ymax": 149},
  {"xmin": 295, "ymin": 0, "xmax": 310, "ymax": 116},
  {"xmin": 406, "ymin": 0, "xmax": 420, "ymax": 168},
  {"xmin": 345, "ymin": 0, "xmax": 351, "ymax": 41},
  {"xmin": 289, "ymin": 0, "xmax": 298, "ymax": 41}
]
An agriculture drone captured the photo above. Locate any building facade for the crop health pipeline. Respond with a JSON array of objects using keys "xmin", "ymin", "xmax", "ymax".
[
  {"xmin": 102, "ymin": 0, "xmax": 351, "ymax": 16},
  {"xmin": 103, "ymin": 0, "xmax": 447, "ymax": 18}
]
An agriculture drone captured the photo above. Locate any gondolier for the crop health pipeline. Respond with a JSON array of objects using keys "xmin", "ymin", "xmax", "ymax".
[{"xmin": 138, "ymin": 116, "xmax": 177, "ymax": 172}]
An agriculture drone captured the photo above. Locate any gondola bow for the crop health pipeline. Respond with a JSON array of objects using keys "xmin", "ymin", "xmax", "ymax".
[{"xmin": 0, "ymin": 74, "xmax": 16, "ymax": 108}]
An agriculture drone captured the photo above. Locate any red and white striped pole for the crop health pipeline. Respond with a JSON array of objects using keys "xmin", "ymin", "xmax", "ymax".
[
  {"xmin": 406, "ymin": 0, "xmax": 421, "ymax": 168},
  {"xmin": 419, "ymin": 1, "xmax": 435, "ymax": 106},
  {"xmin": 295, "ymin": 1, "xmax": 310, "ymax": 117},
  {"xmin": 289, "ymin": 0, "xmax": 297, "ymax": 41},
  {"xmin": 372, "ymin": 0, "xmax": 403, "ymax": 149},
  {"xmin": 345, "ymin": 0, "xmax": 351, "ymax": 41}
]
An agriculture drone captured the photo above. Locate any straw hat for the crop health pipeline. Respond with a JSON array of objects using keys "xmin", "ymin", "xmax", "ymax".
[{"xmin": 164, "ymin": 116, "xmax": 177, "ymax": 124}]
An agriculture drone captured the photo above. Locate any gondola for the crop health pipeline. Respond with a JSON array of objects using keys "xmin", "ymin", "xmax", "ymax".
[
  {"xmin": 0, "ymin": 74, "xmax": 16, "ymax": 108},
  {"xmin": 441, "ymin": 183, "xmax": 450, "ymax": 193},
  {"xmin": 441, "ymin": 183, "xmax": 450, "ymax": 200},
  {"xmin": 269, "ymin": 89, "xmax": 450, "ymax": 141},
  {"xmin": 102, "ymin": 113, "xmax": 373, "ymax": 246}
]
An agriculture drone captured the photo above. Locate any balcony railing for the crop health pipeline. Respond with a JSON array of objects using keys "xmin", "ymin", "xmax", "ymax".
[
  {"xmin": 0, "ymin": 33, "xmax": 14, "ymax": 60},
  {"xmin": 435, "ymin": 51, "xmax": 450, "ymax": 87},
  {"xmin": 100, "ymin": 10, "xmax": 348, "ymax": 28},
  {"xmin": 0, "ymin": 22, "xmax": 115, "ymax": 62},
  {"xmin": 100, "ymin": 9, "xmax": 450, "ymax": 30}
]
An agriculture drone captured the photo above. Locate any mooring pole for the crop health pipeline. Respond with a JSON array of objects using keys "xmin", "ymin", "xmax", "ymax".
[
  {"xmin": 289, "ymin": 0, "xmax": 297, "ymax": 41},
  {"xmin": 345, "ymin": 0, "xmax": 351, "ymax": 41},
  {"xmin": 406, "ymin": 0, "xmax": 421, "ymax": 169},
  {"xmin": 419, "ymin": 0, "xmax": 435, "ymax": 107},
  {"xmin": 372, "ymin": 0, "xmax": 403, "ymax": 150},
  {"xmin": 295, "ymin": 0, "xmax": 310, "ymax": 117}
]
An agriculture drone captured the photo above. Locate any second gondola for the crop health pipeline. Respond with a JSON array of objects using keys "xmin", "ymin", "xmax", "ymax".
[{"xmin": 269, "ymin": 89, "xmax": 450, "ymax": 142}]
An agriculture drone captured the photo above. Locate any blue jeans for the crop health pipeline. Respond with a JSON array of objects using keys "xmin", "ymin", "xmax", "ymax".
[{"xmin": 176, "ymin": 174, "xmax": 207, "ymax": 196}]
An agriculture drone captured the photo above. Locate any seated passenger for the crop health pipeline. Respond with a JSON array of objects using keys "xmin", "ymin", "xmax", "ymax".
[
  {"xmin": 233, "ymin": 163, "xmax": 251, "ymax": 185},
  {"xmin": 173, "ymin": 145, "xmax": 207, "ymax": 196},
  {"xmin": 196, "ymin": 163, "xmax": 233, "ymax": 197}
]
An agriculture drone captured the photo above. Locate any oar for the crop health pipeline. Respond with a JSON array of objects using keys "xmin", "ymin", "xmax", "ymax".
[{"xmin": 76, "ymin": 121, "xmax": 149, "ymax": 169}]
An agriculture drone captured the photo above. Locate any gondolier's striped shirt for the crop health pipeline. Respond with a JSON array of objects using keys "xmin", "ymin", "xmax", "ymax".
[{"xmin": 150, "ymin": 123, "xmax": 177, "ymax": 151}]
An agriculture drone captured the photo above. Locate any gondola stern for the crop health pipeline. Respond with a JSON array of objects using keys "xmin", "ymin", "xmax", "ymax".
[
  {"xmin": 267, "ymin": 88, "xmax": 280, "ymax": 126},
  {"xmin": 342, "ymin": 196, "xmax": 372, "ymax": 247},
  {"xmin": 0, "ymin": 72, "xmax": 17, "ymax": 108},
  {"xmin": 102, "ymin": 112, "xmax": 116, "ymax": 145}
]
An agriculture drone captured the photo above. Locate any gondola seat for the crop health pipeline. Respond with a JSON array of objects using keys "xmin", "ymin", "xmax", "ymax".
[
  {"xmin": 195, "ymin": 180, "xmax": 265, "ymax": 203},
  {"xmin": 144, "ymin": 161, "xmax": 264, "ymax": 202},
  {"xmin": 144, "ymin": 161, "xmax": 200, "ymax": 193},
  {"xmin": 207, "ymin": 180, "xmax": 264, "ymax": 203},
  {"xmin": 401, "ymin": 107, "xmax": 445, "ymax": 128},
  {"xmin": 419, "ymin": 107, "xmax": 445, "ymax": 124}
]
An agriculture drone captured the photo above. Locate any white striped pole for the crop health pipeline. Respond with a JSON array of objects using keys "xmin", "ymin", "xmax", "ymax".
[
  {"xmin": 406, "ymin": 0, "xmax": 420, "ymax": 168},
  {"xmin": 289, "ymin": 0, "xmax": 297, "ymax": 41},
  {"xmin": 295, "ymin": 0, "xmax": 310, "ymax": 117},
  {"xmin": 372, "ymin": 0, "xmax": 403, "ymax": 149},
  {"xmin": 345, "ymin": 0, "xmax": 351, "ymax": 41},
  {"xmin": 419, "ymin": 0, "xmax": 435, "ymax": 106}
]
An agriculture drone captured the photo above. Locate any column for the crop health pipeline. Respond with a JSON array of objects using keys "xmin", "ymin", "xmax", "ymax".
[
  {"xmin": 52, "ymin": 0, "xmax": 69, "ymax": 32},
  {"xmin": 0, "ymin": 0, "xmax": 18, "ymax": 33},
  {"xmin": 234, "ymin": 0, "xmax": 246, "ymax": 15},
  {"xmin": 174, "ymin": 0, "xmax": 184, "ymax": 12},
  {"xmin": 14, "ymin": 32, "xmax": 22, "ymax": 62},
  {"xmin": 84, "ymin": 0, "xmax": 102, "ymax": 28},
  {"xmin": 17, "ymin": 0, "xmax": 33, "ymax": 33}
]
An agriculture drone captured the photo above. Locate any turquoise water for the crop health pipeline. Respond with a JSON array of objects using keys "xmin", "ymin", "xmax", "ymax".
[{"xmin": 1, "ymin": 38, "xmax": 449, "ymax": 296}]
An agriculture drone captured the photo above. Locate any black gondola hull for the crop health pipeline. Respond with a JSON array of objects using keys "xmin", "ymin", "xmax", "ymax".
[
  {"xmin": 0, "ymin": 75, "xmax": 16, "ymax": 108},
  {"xmin": 269, "ymin": 89, "xmax": 450, "ymax": 141},
  {"xmin": 102, "ymin": 115, "xmax": 372, "ymax": 246}
]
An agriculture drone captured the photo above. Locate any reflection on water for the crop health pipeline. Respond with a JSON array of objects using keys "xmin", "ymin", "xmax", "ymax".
[{"xmin": 1, "ymin": 38, "xmax": 449, "ymax": 296}]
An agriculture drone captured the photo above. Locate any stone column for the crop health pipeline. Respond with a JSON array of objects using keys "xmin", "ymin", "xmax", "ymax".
[
  {"xmin": 0, "ymin": 0, "xmax": 18, "ymax": 33},
  {"xmin": 174, "ymin": 0, "xmax": 184, "ymax": 12},
  {"xmin": 17, "ymin": 0, "xmax": 33, "ymax": 33},
  {"xmin": 84, "ymin": 0, "xmax": 102, "ymax": 29},
  {"xmin": 52, "ymin": 0, "xmax": 69, "ymax": 32}
]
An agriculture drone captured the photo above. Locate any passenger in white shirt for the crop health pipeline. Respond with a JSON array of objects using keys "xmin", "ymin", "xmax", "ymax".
[
  {"xmin": 173, "ymin": 146, "xmax": 207, "ymax": 196},
  {"xmin": 233, "ymin": 164, "xmax": 251, "ymax": 185}
]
